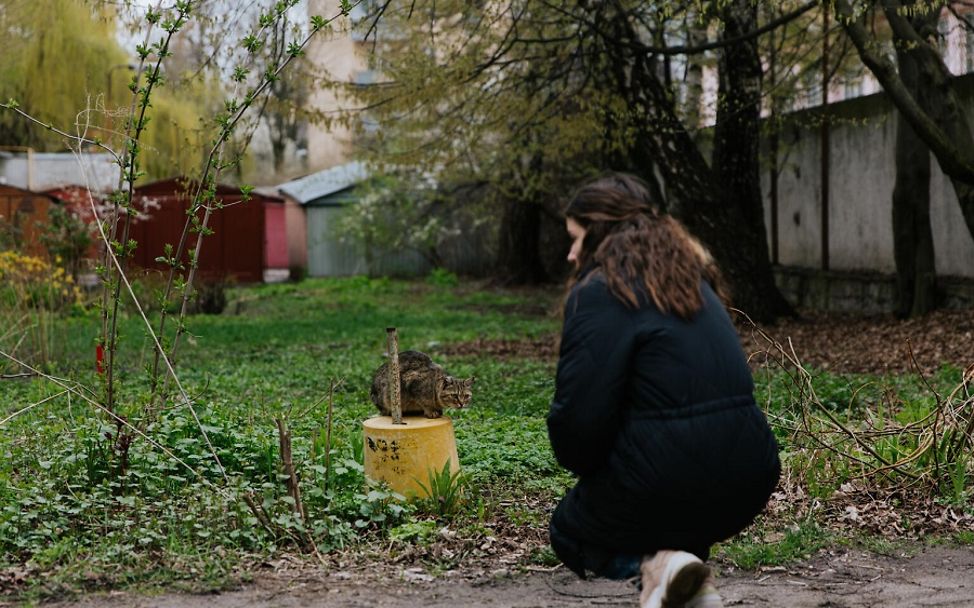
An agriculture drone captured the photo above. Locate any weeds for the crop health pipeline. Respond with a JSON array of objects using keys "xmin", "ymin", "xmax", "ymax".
[
  {"xmin": 0, "ymin": 251, "xmax": 85, "ymax": 368},
  {"xmin": 742, "ymin": 310, "xmax": 974, "ymax": 503},
  {"xmin": 415, "ymin": 460, "xmax": 466, "ymax": 520},
  {"xmin": 718, "ymin": 521, "xmax": 831, "ymax": 569}
]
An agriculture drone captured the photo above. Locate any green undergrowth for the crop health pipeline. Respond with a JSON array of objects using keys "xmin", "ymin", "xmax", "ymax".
[
  {"xmin": 715, "ymin": 520, "xmax": 833, "ymax": 569},
  {"xmin": 1, "ymin": 276, "xmax": 971, "ymax": 598},
  {"xmin": 0, "ymin": 277, "xmax": 569, "ymax": 597}
]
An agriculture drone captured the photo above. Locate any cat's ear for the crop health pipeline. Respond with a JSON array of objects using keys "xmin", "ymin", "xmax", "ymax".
[{"xmin": 463, "ymin": 377, "xmax": 475, "ymax": 388}]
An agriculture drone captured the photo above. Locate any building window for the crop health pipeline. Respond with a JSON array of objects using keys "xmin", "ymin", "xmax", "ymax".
[{"xmin": 843, "ymin": 77, "xmax": 863, "ymax": 101}]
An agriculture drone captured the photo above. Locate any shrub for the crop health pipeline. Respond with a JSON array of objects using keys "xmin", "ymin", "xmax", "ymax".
[{"xmin": 0, "ymin": 251, "xmax": 84, "ymax": 367}]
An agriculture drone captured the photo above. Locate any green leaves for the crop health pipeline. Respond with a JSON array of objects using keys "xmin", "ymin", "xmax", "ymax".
[
  {"xmin": 232, "ymin": 66, "xmax": 250, "ymax": 83},
  {"xmin": 242, "ymin": 34, "xmax": 263, "ymax": 54},
  {"xmin": 415, "ymin": 459, "xmax": 466, "ymax": 519}
]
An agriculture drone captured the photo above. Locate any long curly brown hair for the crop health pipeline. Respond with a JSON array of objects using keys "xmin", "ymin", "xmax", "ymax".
[{"xmin": 565, "ymin": 173, "xmax": 728, "ymax": 319}]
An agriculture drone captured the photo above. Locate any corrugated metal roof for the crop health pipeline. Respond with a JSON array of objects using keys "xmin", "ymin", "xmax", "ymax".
[{"xmin": 277, "ymin": 161, "xmax": 369, "ymax": 205}]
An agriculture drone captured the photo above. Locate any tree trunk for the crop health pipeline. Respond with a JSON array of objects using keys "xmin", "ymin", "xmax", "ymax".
[
  {"xmin": 891, "ymin": 20, "xmax": 937, "ymax": 318},
  {"xmin": 892, "ymin": 109, "xmax": 936, "ymax": 317},
  {"xmin": 893, "ymin": 36, "xmax": 936, "ymax": 318},
  {"xmin": 599, "ymin": 4, "xmax": 793, "ymax": 322},
  {"xmin": 711, "ymin": 0, "xmax": 794, "ymax": 321},
  {"xmin": 495, "ymin": 198, "xmax": 547, "ymax": 284}
]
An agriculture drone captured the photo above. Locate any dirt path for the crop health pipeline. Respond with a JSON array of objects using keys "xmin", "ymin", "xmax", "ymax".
[{"xmin": 26, "ymin": 545, "xmax": 973, "ymax": 608}]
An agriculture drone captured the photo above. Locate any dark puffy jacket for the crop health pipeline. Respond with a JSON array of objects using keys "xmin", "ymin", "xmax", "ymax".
[{"xmin": 547, "ymin": 273, "xmax": 780, "ymax": 556}]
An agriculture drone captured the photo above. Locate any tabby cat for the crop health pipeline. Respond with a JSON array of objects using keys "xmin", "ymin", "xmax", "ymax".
[{"xmin": 370, "ymin": 350, "xmax": 474, "ymax": 418}]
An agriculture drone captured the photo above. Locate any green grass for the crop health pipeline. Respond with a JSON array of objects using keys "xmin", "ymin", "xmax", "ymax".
[
  {"xmin": 1, "ymin": 276, "xmax": 971, "ymax": 597},
  {"xmin": 0, "ymin": 277, "xmax": 567, "ymax": 595},
  {"xmin": 716, "ymin": 520, "xmax": 832, "ymax": 569}
]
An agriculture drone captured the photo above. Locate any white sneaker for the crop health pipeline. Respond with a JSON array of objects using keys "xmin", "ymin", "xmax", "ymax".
[
  {"xmin": 685, "ymin": 583, "xmax": 724, "ymax": 608},
  {"xmin": 639, "ymin": 551, "xmax": 722, "ymax": 608}
]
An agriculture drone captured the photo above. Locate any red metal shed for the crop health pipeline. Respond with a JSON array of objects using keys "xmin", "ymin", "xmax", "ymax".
[
  {"xmin": 0, "ymin": 184, "xmax": 55, "ymax": 258},
  {"xmin": 43, "ymin": 185, "xmax": 106, "ymax": 261},
  {"xmin": 128, "ymin": 178, "xmax": 285, "ymax": 283}
]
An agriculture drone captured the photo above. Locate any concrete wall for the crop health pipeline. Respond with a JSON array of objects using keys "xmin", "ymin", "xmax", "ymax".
[
  {"xmin": 764, "ymin": 75, "xmax": 974, "ymax": 279},
  {"xmin": 774, "ymin": 266, "xmax": 974, "ymax": 313},
  {"xmin": 304, "ymin": 3, "xmax": 367, "ymax": 175}
]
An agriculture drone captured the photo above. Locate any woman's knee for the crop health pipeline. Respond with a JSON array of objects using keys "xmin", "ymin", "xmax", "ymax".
[{"xmin": 549, "ymin": 516, "xmax": 587, "ymax": 577}]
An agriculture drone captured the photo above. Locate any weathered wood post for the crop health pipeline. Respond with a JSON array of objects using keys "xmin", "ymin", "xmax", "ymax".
[{"xmin": 386, "ymin": 326, "xmax": 404, "ymax": 425}]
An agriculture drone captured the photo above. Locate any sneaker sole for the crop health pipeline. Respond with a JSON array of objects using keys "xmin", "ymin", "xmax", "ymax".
[{"xmin": 661, "ymin": 562, "xmax": 711, "ymax": 608}]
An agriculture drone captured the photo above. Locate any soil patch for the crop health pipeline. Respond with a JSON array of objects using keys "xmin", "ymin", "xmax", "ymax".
[{"xmin": 28, "ymin": 546, "xmax": 974, "ymax": 608}]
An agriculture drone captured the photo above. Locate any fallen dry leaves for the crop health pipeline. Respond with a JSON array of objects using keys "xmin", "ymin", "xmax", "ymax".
[
  {"xmin": 737, "ymin": 309, "xmax": 974, "ymax": 376},
  {"xmin": 444, "ymin": 309, "xmax": 974, "ymax": 376}
]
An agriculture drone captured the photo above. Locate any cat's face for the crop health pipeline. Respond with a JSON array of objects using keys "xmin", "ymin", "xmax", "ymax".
[{"xmin": 440, "ymin": 376, "xmax": 475, "ymax": 408}]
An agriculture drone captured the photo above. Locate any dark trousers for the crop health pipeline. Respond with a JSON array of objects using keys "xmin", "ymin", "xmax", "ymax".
[
  {"xmin": 548, "ymin": 499, "xmax": 712, "ymax": 580},
  {"xmin": 549, "ymin": 517, "xmax": 641, "ymax": 579}
]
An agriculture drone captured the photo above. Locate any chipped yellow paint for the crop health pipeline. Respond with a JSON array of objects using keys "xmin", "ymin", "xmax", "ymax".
[{"xmin": 362, "ymin": 416, "xmax": 460, "ymax": 499}]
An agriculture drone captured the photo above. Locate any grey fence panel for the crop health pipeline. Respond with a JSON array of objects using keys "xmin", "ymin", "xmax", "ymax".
[{"xmin": 306, "ymin": 206, "xmax": 368, "ymax": 277}]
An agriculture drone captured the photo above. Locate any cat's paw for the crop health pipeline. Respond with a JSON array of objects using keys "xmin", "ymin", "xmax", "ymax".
[{"xmin": 424, "ymin": 410, "xmax": 442, "ymax": 419}]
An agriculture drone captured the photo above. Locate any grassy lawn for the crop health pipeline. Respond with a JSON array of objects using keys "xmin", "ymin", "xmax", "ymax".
[{"xmin": 1, "ymin": 276, "xmax": 970, "ymax": 598}]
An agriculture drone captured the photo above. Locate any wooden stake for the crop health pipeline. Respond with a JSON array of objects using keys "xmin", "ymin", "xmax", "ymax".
[
  {"xmin": 275, "ymin": 416, "xmax": 306, "ymax": 520},
  {"xmin": 386, "ymin": 327, "xmax": 404, "ymax": 425}
]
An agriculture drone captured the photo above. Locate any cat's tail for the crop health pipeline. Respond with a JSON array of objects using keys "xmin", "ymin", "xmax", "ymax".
[{"xmin": 369, "ymin": 380, "xmax": 381, "ymax": 407}]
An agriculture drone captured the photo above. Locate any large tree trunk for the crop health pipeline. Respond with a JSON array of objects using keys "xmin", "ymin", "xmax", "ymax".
[
  {"xmin": 597, "ymin": 4, "xmax": 793, "ymax": 322},
  {"xmin": 495, "ymin": 198, "xmax": 547, "ymax": 284},
  {"xmin": 711, "ymin": 0, "xmax": 794, "ymax": 321},
  {"xmin": 892, "ymin": 40, "xmax": 936, "ymax": 318}
]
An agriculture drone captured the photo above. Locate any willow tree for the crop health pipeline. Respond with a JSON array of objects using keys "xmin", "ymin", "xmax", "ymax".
[
  {"xmin": 0, "ymin": 0, "xmax": 129, "ymax": 148},
  {"xmin": 0, "ymin": 0, "xmax": 211, "ymax": 180}
]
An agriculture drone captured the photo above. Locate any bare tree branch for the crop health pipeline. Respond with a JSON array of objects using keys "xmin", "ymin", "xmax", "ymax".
[
  {"xmin": 539, "ymin": 0, "xmax": 819, "ymax": 57},
  {"xmin": 834, "ymin": 0, "xmax": 974, "ymax": 183}
]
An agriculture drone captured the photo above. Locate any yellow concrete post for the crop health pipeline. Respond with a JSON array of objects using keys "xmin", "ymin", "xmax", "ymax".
[{"xmin": 362, "ymin": 415, "xmax": 460, "ymax": 499}]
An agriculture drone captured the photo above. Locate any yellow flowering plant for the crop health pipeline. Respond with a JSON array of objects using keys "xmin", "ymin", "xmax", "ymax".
[{"xmin": 0, "ymin": 250, "xmax": 84, "ymax": 367}]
